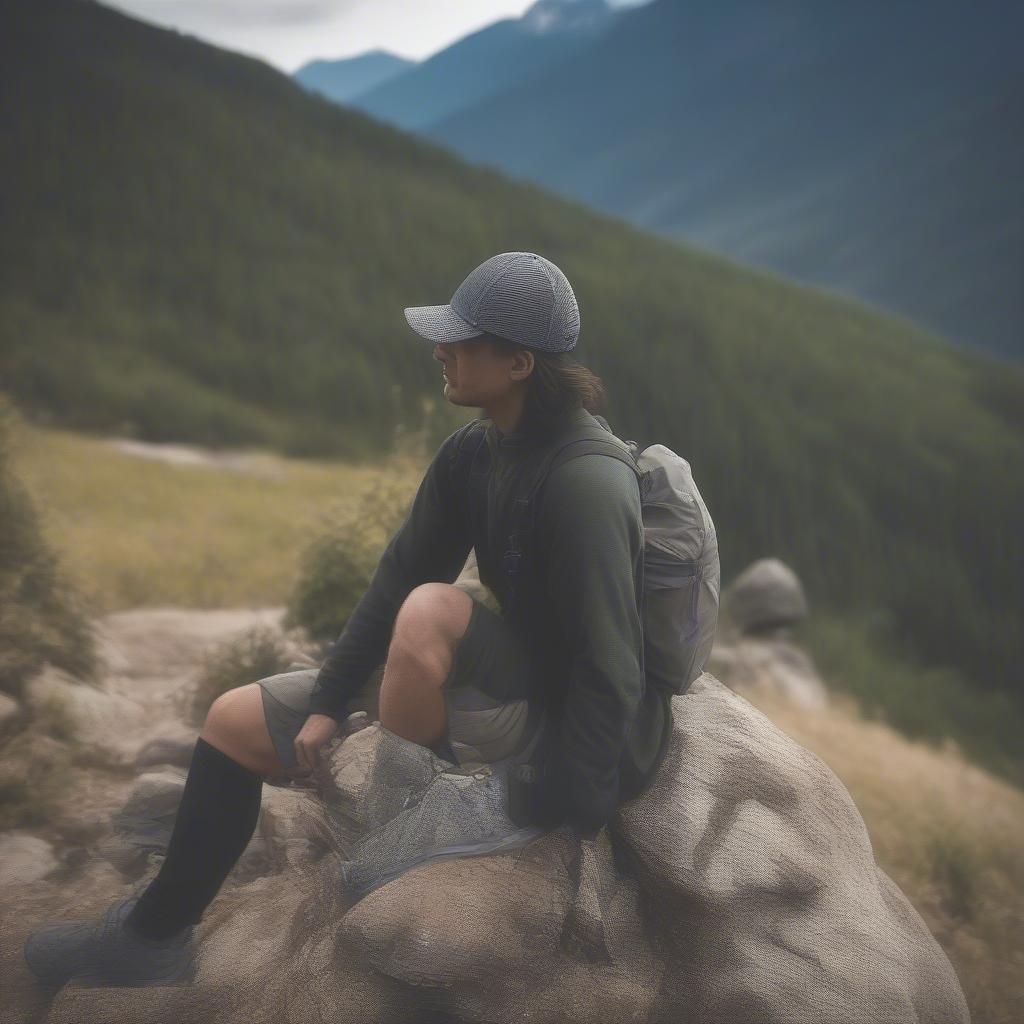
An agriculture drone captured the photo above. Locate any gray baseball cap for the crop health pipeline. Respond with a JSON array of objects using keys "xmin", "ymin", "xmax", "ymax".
[{"xmin": 404, "ymin": 251, "xmax": 580, "ymax": 352}]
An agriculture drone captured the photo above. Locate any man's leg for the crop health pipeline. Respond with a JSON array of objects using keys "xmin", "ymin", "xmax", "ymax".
[
  {"xmin": 123, "ymin": 685, "xmax": 290, "ymax": 940},
  {"xmin": 126, "ymin": 582, "xmax": 473, "ymax": 940},
  {"xmin": 377, "ymin": 582, "xmax": 475, "ymax": 760},
  {"xmin": 24, "ymin": 680, "xmax": 296, "ymax": 985}
]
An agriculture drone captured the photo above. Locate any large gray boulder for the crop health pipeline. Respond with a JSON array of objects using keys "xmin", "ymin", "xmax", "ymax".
[
  {"xmin": 614, "ymin": 674, "xmax": 968, "ymax": 1024},
  {"xmin": 24, "ymin": 673, "xmax": 968, "ymax": 1024}
]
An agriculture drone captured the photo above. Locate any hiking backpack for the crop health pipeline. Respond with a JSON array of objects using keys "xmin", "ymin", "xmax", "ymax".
[{"xmin": 449, "ymin": 414, "xmax": 720, "ymax": 696}]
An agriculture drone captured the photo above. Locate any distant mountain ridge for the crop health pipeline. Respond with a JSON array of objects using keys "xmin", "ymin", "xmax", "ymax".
[
  {"xmin": 299, "ymin": 0, "xmax": 621, "ymax": 133},
  {"xmin": 294, "ymin": 48, "xmax": 415, "ymax": 105},
  {"xmin": 424, "ymin": 0, "xmax": 1023, "ymax": 361},
  {"xmin": 297, "ymin": 0, "xmax": 1022, "ymax": 361}
]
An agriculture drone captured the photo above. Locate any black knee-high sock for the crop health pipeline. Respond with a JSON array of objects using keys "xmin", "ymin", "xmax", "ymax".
[{"xmin": 125, "ymin": 736, "xmax": 264, "ymax": 940}]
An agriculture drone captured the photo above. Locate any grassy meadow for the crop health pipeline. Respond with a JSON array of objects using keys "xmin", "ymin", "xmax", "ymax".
[{"xmin": 6, "ymin": 415, "xmax": 430, "ymax": 616}]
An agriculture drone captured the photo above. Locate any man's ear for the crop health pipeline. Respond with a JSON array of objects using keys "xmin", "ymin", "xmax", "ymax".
[{"xmin": 512, "ymin": 349, "xmax": 534, "ymax": 382}]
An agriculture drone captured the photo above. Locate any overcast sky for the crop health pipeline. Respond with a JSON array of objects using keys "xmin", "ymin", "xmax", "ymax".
[{"xmin": 106, "ymin": 0, "xmax": 649, "ymax": 74}]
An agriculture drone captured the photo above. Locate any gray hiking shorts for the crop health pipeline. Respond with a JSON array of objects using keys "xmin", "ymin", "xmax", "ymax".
[{"xmin": 257, "ymin": 595, "xmax": 542, "ymax": 770}]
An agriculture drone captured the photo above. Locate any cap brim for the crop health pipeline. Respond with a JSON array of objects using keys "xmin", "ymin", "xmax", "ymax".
[{"xmin": 404, "ymin": 304, "xmax": 485, "ymax": 343}]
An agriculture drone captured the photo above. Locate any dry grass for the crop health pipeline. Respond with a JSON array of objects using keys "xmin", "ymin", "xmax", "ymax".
[
  {"xmin": 747, "ymin": 686, "xmax": 1024, "ymax": 1024},
  {"xmin": 6, "ymin": 419, "xmax": 418, "ymax": 614}
]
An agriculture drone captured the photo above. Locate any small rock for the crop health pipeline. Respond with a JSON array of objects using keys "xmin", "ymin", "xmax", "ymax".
[
  {"xmin": 55, "ymin": 812, "xmax": 111, "ymax": 846},
  {"xmin": 724, "ymin": 556, "xmax": 809, "ymax": 633},
  {"xmin": 709, "ymin": 634, "xmax": 829, "ymax": 710},
  {"xmin": 24, "ymin": 665, "xmax": 150, "ymax": 766},
  {"xmin": 99, "ymin": 768, "xmax": 188, "ymax": 875},
  {"xmin": 112, "ymin": 768, "xmax": 188, "ymax": 844},
  {"xmin": 0, "ymin": 831, "xmax": 59, "ymax": 885},
  {"xmin": 134, "ymin": 729, "xmax": 199, "ymax": 770},
  {"xmin": 0, "ymin": 690, "xmax": 21, "ymax": 735}
]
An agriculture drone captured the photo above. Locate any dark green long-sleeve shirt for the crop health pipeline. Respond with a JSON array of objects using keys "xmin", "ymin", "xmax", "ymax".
[{"xmin": 307, "ymin": 403, "xmax": 673, "ymax": 833}]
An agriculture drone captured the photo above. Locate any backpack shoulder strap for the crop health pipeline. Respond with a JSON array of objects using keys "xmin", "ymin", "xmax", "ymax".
[
  {"xmin": 501, "ymin": 428, "xmax": 649, "ymax": 675},
  {"xmin": 543, "ymin": 436, "xmax": 642, "ymax": 488},
  {"xmin": 525, "ymin": 429, "xmax": 645, "ymax": 520},
  {"xmin": 502, "ymin": 427, "xmax": 646, "ymax": 610}
]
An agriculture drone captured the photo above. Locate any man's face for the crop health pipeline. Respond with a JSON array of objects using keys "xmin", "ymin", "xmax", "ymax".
[{"xmin": 433, "ymin": 336, "xmax": 532, "ymax": 407}]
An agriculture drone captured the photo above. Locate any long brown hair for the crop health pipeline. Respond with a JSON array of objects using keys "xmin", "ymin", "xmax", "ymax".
[{"xmin": 484, "ymin": 333, "xmax": 606, "ymax": 426}]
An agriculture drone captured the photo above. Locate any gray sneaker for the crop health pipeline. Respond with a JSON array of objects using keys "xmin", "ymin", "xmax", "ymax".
[{"xmin": 23, "ymin": 893, "xmax": 195, "ymax": 988}]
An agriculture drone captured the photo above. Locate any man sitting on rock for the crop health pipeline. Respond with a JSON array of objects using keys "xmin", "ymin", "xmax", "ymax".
[{"xmin": 24, "ymin": 251, "xmax": 671, "ymax": 988}]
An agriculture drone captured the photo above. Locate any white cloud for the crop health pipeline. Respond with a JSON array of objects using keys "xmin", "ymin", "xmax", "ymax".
[
  {"xmin": 123, "ymin": 2, "xmax": 350, "ymax": 28},
  {"xmin": 106, "ymin": 0, "xmax": 649, "ymax": 73}
]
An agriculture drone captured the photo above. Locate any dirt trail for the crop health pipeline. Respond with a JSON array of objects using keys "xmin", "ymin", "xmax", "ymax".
[{"xmin": 95, "ymin": 605, "xmax": 291, "ymax": 703}]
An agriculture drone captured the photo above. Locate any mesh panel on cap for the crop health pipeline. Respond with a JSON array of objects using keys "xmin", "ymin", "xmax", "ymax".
[
  {"xmin": 537, "ymin": 254, "xmax": 580, "ymax": 350},
  {"xmin": 452, "ymin": 252, "xmax": 579, "ymax": 352}
]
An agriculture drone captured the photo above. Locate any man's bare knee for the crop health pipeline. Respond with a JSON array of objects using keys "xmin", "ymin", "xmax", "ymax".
[
  {"xmin": 378, "ymin": 585, "xmax": 474, "ymax": 746},
  {"xmin": 200, "ymin": 683, "xmax": 284, "ymax": 776},
  {"xmin": 390, "ymin": 583, "xmax": 474, "ymax": 678},
  {"xmin": 395, "ymin": 582, "xmax": 473, "ymax": 645}
]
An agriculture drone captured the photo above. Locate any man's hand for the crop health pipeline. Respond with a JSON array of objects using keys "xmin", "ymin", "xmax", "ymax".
[{"xmin": 288, "ymin": 713, "xmax": 342, "ymax": 784}]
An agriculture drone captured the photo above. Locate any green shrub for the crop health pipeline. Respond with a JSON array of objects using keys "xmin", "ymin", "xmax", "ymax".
[
  {"xmin": 283, "ymin": 465, "xmax": 419, "ymax": 646},
  {"xmin": 0, "ymin": 394, "xmax": 98, "ymax": 697},
  {"xmin": 187, "ymin": 624, "xmax": 296, "ymax": 727}
]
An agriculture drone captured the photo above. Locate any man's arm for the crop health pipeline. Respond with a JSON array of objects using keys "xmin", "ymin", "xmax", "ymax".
[
  {"xmin": 534, "ymin": 452, "xmax": 645, "ymax": 836},
  {"xmin": 306, "ymin": 426, "xmax": 474, "ymax": 719}
]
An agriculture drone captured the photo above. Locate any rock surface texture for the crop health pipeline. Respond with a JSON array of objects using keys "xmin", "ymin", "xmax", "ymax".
[{"xmin": 0, "ymin": 608, "xmax": 969, "ymax": 1023}]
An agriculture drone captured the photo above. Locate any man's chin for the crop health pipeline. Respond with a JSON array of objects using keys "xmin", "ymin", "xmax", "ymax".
[{"xmin": 443, "ymin": 386, "xmax": 468, "ymax": 406}]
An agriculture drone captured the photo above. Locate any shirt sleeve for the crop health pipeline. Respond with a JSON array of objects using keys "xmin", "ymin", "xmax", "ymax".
[
  {"xmin": 533, "ymin": 452, "xmax": 646, "ymax": 834},
  {"xmin": 306, "ymin": 426, "xmax": 474, "ymax": 718}
]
